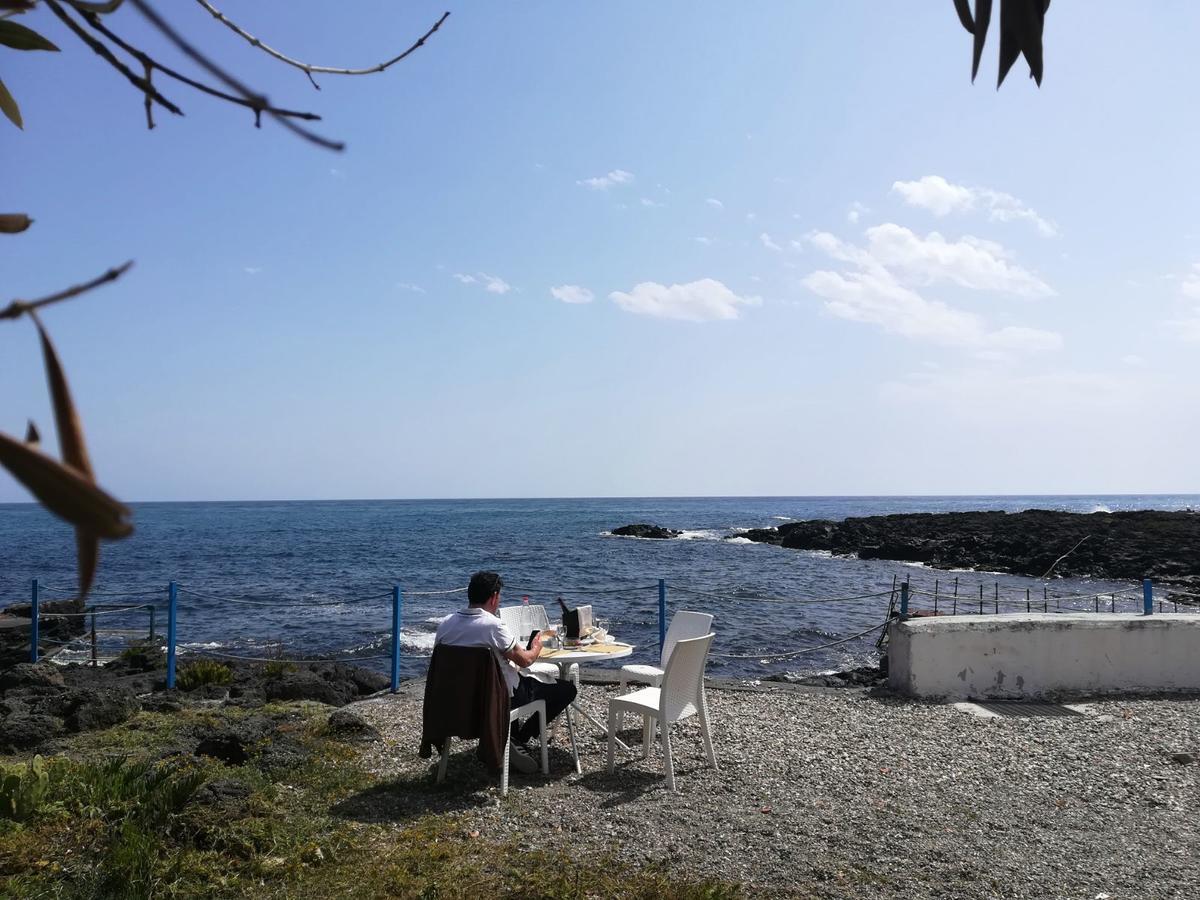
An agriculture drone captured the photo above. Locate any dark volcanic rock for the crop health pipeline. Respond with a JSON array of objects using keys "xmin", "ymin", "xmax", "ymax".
[
  {"xmin": 740, "ymin": 510, "xmax": 1200, "ymax": 586},
  {"xmin": 0, "ymin": 662, "xmax": 66, "ymax": 692},
  {"xmin": 766, "ymin": 666, "xmax": 886, "ymax": 688},
  {"xmin": 325, "ymin": 709, "xmax": 381, "ymax": 742},
  {"xmin": 0, "ymin": 713, "xmax": 64, "ymax": 751},
  {"xmin": 611, "ymin": 523, "xmax": 681, "ymax": 539}
]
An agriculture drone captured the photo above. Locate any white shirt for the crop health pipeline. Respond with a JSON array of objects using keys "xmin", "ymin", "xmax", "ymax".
[{"xmin": 434, "ymin": 606, "xmax": 520, "ymax": 694}]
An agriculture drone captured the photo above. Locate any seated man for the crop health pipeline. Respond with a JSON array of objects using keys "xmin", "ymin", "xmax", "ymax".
[{"xmin": 434, "ymin": 571, "xmax": 576, "ymax": 773}]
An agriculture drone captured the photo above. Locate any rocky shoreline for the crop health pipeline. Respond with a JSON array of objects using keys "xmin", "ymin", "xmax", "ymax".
[{"xmin": 616, "ymin": 510, "xmax": 1200, "ymax": 590}]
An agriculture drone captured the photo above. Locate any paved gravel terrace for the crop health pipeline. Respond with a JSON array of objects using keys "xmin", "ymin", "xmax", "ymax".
[{"xmin": 343, "ymin": 679, "xmax": 1199, "ymax": 899}]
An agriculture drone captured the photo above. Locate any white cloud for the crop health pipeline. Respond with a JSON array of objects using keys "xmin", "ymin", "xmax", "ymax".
[
  {"xmin": 1175, "ymin": 311, "xmax": 1200, "ymax": 342},
  {"xmin": 892, "ymin": 176, "xmax": 1058, "ymax": 237},
  {"xmin": 481, "ymin": 274, "xmax": 512, "ymax": 294},
  {"xmin": 576, "ymin": 169, "xmax": 634, "ymax": 190},
  {"xmin": 802, "ymin": 226, "xmax": 1060, "ymax": 353},
  {"xmin": 694, "ymin": 236, "xmax": 715, "ymax": 246},
  {"xmin": 847, "ymin": 201, "xmax": 868, "ymax": 224},
  {"xmin": 745, "ymin": 212, "xmax": 757, "ymax": 223},
  {"xmin": 759, "ymin": 232, "xmax": 782, "ymax": 252},
  {"xmin": 454, "ymin": 272, "xmax": 512, "ymax": 294},
  {"xmin": 864, "ymin": 224, "xmax": 1054, "ymax": 297},
  {"xmin": 550, "ymin": 284, "xmax": 594, "ymax": 304},
  {"xmin": 705, "ymin": 198, "xmax": 724, "ymax": 210},
  {"xmin": 243, "ymin": 266, "xmax": 263, "ymax": 275},
  {"xmin": 640, "ymin": 197, "xmax": 664, "ymax": 208},
  {"xmin": 609, "ymin": 278, "xmax": 761, "ymax": 323},
  {"xmin": 396, "ymin": 282, "xmax": 426, "ymax": 293},
  {"xmin": 1181, "ymin": 264, "xmax": 1200, "ymax": 300}
]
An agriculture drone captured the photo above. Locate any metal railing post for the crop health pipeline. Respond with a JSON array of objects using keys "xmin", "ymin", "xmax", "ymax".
[
  {"xmin": 148, "ymin": 605, "xmax": 156, "ymax": 639},
  {"xmin": 658, "ymin": 579, "xmax": 667, "ymax": 657},
  {"xmin": 30, "ymin": 578, "xmax": 39, "ymax": 663},
  {"xmin": 391, "ymin": 585, "xmax": 403, "ymax": 693},
  {"xmin": 167, "ymin": 581, "xmax": 178, "ymax": 689},
  {"xmin": 900, "ymin": 582, "xmax": 910, "ymax": 616},
  {"xmin": 1143, "ymin": 579, "xmax": 1153, "ymax": 616}
]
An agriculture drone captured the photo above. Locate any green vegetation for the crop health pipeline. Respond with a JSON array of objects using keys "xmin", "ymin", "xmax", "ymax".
[
  {"xmin": 261, "ymin": 659, "xmax": 298, "ymax": 679},
  {"xmin": 0, "ymin": 702, "xmax": 746, "ymax": 899},
  {"xmin": 0, "ymin": 756, "xmax": 49, "ymax": 823},
  {"xmin": 175, "ymin": 659, "xmax": 234, "ymax": 691}
]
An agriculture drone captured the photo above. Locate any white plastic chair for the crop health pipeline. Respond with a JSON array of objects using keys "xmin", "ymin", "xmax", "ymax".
[
  {"xmin": 606, "ymin": 632, "xmax": 717, "ymax": 791},
  {"xmin": 619, "ymin": 610, "xmax": 714, "ymax": 690},
  {"xmin": 499, "ymin": 604, "xmax": 578, "ymax": 684},
  {"xmin": 436, "ymin": 697, "xmax": 549, "ymax": 797}
]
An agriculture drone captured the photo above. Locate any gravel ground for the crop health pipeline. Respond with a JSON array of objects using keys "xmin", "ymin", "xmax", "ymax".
[{"xmin": 344, "ymin": 678, "xmax": 1199, "ymax": 899}]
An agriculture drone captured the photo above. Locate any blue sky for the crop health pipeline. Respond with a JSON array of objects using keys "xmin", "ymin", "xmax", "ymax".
[{"xmin": 3, "ymin": 1, "xmax": 1199, "ymax": 500}]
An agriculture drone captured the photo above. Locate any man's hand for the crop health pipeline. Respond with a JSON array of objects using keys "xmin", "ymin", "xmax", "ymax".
[{"xmin": 505, "ymin": 633, "xmax": 542, "ymax": 669}]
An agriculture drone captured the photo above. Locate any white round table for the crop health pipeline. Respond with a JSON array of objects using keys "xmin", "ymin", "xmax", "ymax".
[{"xmin": 536, "ymin": 642, "xmax": 634, "ymax": 772}]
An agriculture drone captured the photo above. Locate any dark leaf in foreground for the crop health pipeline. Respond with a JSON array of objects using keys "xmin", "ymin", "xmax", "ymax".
[
  {"xmin": 24, "ymin": 420, "xmax": 40, "ymax": 446},
  {"xmin": 0, "ymin": 77, "xmax": 23, "ymax": 129},
  {"xmin": 971, "ymin": 0, "xmax": 993, "ymax": 82},
  {"xmin": 31, "ymin": 312, "xmax": 94, "ymax": 478},
  {"xmin": 953, "ymin": 0, "xmax": 975, "ymax": 34},
  {"xmin": 0, "ymin": 20, "xmax": 61, "ymax": 52},
  {"xmin": 0, "ymin": 431, "xmax": 132, "ymax": 540},
  {"xmin": 76, "ymin": 529, "xmax": 99, "ymax": 600},
  {"xmin": 0, "ymin": 213, "xmax": 32, "ymax": 233}
]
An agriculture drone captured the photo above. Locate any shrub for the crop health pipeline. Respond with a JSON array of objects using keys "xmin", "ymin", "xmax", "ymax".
[
  {"xmin": 262, "ymin": 659, "xmax": 297, "ymax": 680},
  {"xmin": 176, "ymin": 659, "xmax": 233, "ymax": 691},
  {"xmin": 0, "ymin": 756, "xmax": 49, "ymax": 822}
]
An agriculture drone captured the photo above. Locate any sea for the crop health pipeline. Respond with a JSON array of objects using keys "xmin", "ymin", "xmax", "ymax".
[{"xmin": 2, "ymin": 495, "xmax": 1197, "ymax": 680}]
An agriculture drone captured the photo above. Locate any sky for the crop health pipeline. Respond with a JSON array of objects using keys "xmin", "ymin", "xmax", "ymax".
[{"xmin": 2, "ymin": 0, "xmax": 1199, "ymax": 501}]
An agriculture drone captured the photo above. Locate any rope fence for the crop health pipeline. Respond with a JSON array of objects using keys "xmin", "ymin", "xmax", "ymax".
[{"xmin": 15, "ymin": 572, "xmax": 1197, "ymax": 691}]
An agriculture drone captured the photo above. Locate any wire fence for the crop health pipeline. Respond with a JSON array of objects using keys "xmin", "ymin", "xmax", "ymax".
[{"xmin": 13, "ymin": 572, "xmax": 1198, "ymax": 689}]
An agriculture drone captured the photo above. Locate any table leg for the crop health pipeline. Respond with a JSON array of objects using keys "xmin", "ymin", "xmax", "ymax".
[
  {"xmin": 564, "ymin": 702, "xmax": 581, "ymax": 774},
  {"xmin": 569, "ymin": 700, "xmax": 631, "ymax": 752}
]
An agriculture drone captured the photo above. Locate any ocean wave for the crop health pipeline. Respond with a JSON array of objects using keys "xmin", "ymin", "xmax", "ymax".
[
  {"xmin": 676, "ymin": 529, "xmax": 724, "ymax": 541},
  {"xmin": 725, "ymin": 537, "xmax": 755, "ymax": 545},
  {"xmin": 1089, "ymin": 504, "xmax": 1113, "ymax": 514},
  {"xmin": 403, "ymin": 630, "xmax": 436, "ymax": 652},
  {"xmin": 772, "ymin": 516, "xmax": 793, "ymax": 521}
]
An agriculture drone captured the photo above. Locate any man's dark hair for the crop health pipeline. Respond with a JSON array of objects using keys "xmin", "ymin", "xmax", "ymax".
[{"xmin": 467, "ymin": 571, "xmax": 503, "ymax": 606}]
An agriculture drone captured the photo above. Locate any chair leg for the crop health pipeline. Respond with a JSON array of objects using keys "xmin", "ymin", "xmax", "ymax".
[
  {"xmin": 501, "ymin": 738, "xmax": 510, "ymax": 797},
  {"xmin": 661, "ymin": 723, "xmax": 676, "ymax": 792},
  {"xmin": 538, "ymin": 704, "xmax": 549, "ymax": 775},
  {"xmin": 606, "ymin": 706, "xmax": 618, "ymax": 773},
  {"xmin": 642, "ymin": 715, "xmax": 653, "ymax": 759},
  {"xmin": 698, "ymin": 686, "xmax": 717, "ymax": 769},
  {"xmin": 436, "ymin": 738, "xmax": 451, "ymax": 783},
  {"xmin": 565, "ymin": 703, "xmax": 581, "ymax": 774}
]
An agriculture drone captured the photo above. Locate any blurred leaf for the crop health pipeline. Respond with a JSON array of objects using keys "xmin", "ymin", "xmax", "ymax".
[
  {"xmin": 953, "ymin": 0, "xmax": 975, "ymax": 33},
  {"xmin": 0, "ymin": 2, "xmax": 37, "ymax": 12},
  {"xmin": 24, "ymin": 420, "xmax": 39, "ymax": 446},
  {"xmin": 0, "ymin": 78, "xmax": 22, "ymax": 129},
  {"xmin": 31, "ymin": 312, "xmax": 94, "ymax": 478},
  {"xmin": 971, "ymin": 0, "xmax": 992, "ymax": 82},
  {"xmin": 0, "ymin": 431, "xmax": 133, "ymax": 539},
  {"xmin": 0, "ymin": 21, "xmax": 60, "ymax": 52},
  {"xmin": 77, "ymin": 529, "xmax": 99, "ymax": 599},
  {"xmin": 0, "ymin": 213, "xmax": 32, "ymax": 233}
]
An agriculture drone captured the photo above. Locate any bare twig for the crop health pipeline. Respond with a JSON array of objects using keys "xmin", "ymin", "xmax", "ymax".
[
  {"xmin": 194, "ymin": 0, "xmax": 450, "ymax": 88},
  {"xmin": 1038, "ymin": 535, "xmax": 1090, "ymax": 580},
  {"xmin": 0, "ymin": 260, "xmax": 134, "ymax": 320},
  {"xmin": 63, "ymin": 0, "xmax": 125, "ymax": 12},
  {"xmin": 82, "ymin": 11, "xmax": 323, "ymax": 123},
  {"xmin": 127, "ymin": 0, "xmax": 343, "ymax": 150},
  {"xmin": 44, "ymin": 0, "xmax": 183, "ymax": 118}
]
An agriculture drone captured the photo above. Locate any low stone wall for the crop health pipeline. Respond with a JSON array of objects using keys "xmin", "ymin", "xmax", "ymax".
[{"xmin": 888, "ymin": 613, "xmax": 1200, "ymax": 699}]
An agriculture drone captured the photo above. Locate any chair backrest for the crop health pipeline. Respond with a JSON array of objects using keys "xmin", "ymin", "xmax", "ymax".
[
  {"xmin": 660, "ymin": 610, "xmax": 715, "ymax": 668},
  {"xmin": 659, "ymin": 633, "xmax": 715, "ymax": 723},
  {"xmin": 498, "ymin": 604, "xmax": 550, "ymax": 642}
]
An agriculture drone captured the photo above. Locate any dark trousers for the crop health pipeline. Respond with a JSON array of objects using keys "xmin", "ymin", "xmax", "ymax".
[{"xmin": 511, "ymin": 675, "xmax": 576, "ymax": 743}]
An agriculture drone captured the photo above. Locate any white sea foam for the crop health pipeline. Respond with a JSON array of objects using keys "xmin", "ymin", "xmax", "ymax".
[
  {"xmin": 423, "ymin": 613, "xmax": 452, "ymax": 625},
  {"xmin": 677, "ymin": 529, "xmax": 723, "ymax": 541},
  {"xmin": 772, "ymin": 516, "xmax": 793, "ymax": 521},
  {"xmin": 403, "ymin": 630, "xmax": 436, "ymax": 652},
  {"xmin": 1089, "ymin": 504, "xmax": 1113, "ymax": 514},
  {"xmin": 726, "ymin": 536, "xmax": 755, "ymax": 545}
]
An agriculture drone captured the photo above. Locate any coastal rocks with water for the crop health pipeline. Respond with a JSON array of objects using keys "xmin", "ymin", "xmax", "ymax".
[
  {"xmin": 611, "ymin": 523, "xmax": 682, "ymax": 539},
  {"xmin": 739, "ymin": 509, "xmax": 1200, "ymax": 587}
]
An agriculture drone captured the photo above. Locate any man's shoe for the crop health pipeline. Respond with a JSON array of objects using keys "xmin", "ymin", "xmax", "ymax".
[{"xmin": 507, "ymin": 743, "xmax": 538, "ymax": 775}]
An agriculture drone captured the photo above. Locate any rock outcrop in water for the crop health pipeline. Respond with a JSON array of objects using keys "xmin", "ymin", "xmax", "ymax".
[
  {"xmin": 739, "ymin": 510, "xmax": 1200, "ymax": 588},
  {"xmin": 611, "ymin": 523, "xmax": 681, "ymax": 539}
]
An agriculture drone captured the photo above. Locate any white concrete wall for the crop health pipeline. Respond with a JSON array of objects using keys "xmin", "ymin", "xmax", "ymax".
[{"xmin": 887, "ymin": 613, "xmax": 1200, "ymax": 699}]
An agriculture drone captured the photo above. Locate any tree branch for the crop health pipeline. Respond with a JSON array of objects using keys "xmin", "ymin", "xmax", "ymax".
[
  {"xmin": 193, "ymin": 0, "xmax": 450, "ymax": 88},
  {"xmin": 44, "ymin": 0, "xmax": 182, "ymax": 118},
  {"xmin": 82, "ymin": 11, "xmax": 323, "ymax": 123},
  {"xmin": 0, "ymin": 260, "xmax": 134, "ymax": 321},
  {"xmin": 127, "ymin": 0, "xmax": 343, "ymax": 150}
]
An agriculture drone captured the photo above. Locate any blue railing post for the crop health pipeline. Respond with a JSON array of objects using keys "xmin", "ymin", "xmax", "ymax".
[
  {"xmin": 900, "ymin": 582, "xmax": 910, "ymax": 617},
  {"xmin": 166, "ymin": 581, "xmax": 178, "ymax": 689},
  {"xmin": 657, "ymin": 579, "xmax": 667, "ymax": 657},
  {"xmin": 30, "ymin": 578, "xmax": 39, "ymax": 663},
  {"xmin": 391, "ymin": 585, "xmax": 403, "ymax": 693},
  {"xmin": 1143, "ymin": 579, "xmax": 1153, "ymax": 616}
]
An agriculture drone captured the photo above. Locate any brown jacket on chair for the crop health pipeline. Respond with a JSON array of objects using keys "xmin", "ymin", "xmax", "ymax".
[{"xmin": 419, "ymin": 644, "xmax": 510, "ymax": 772}]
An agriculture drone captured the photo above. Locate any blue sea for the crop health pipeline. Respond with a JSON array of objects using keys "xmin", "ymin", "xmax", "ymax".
[{"xmin": 2, "ymin": 495, "xmax": 1196, "ymax": 680}]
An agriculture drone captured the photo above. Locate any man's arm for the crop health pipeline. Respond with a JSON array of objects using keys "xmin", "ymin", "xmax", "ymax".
[{"xmin": 504, "ymin": 633, "xmax": 543, "ymax": 668}]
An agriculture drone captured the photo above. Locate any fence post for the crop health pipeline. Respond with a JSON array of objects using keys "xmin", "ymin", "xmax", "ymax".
[
  {"xmin": 30, "ymin": 578, "xmax": 39, "ymax": 663},
  {"xmin": 900, "ymin": 582, "xmax": 910, "ymax": 616},
  {"xmin": 391, "ymin": 585, "xmax": 403, "ymax": 693},
  {"xmin": 167, "ymin": 581, "xmax": 178, "ymax": 689},
  {"xmin": 1142, "ymin": 579, "xmax": 1153, "ymax": 616},
  {"xmin": 148, "ymin": 605, "xmax": 156, "ymax": 639},
  {"xmin": 658, "ymin": 579, "xmax": 667, "ymax": 658}
]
